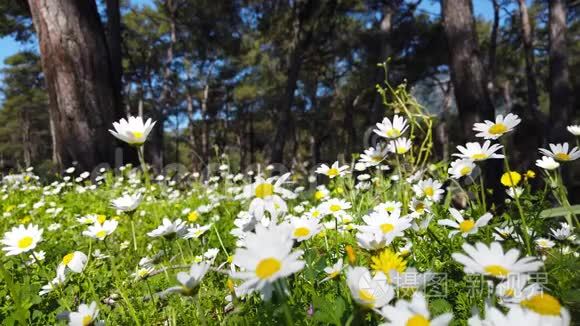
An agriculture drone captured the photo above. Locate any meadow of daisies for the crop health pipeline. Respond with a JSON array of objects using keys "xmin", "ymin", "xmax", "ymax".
[{"xmin": 1, "ymin": 112, "xmax": 580, "ymax": 325}]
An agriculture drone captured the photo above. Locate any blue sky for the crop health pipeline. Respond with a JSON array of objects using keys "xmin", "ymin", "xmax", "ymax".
[{"xmin": 0, "ymin": 0, "xmax": 513, "ymax": 74}]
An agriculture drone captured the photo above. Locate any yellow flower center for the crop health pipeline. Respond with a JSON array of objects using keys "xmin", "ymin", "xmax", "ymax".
[
  {"xmin": 131, "ymin": 131, "xmax": 144, "ymax": 139},
  {"xmin": 188, "ymin": 211, "xmax": 199, "ymax": 222},
  {"xmin": 17, "ymin": 236, "xmax": 33, "ymax": 249},
  {"xmin": 385, "ymin": 206, "xmax": 395, "ymax": 212},
  {"xmin": 329, "ymin": 204, "xmax": 342, "ymax": 212},
  {"xmin": 386, "ymin": 128, "xmax": 401, "ymax": 138},
  {"xmin": 471, "ymin": 153, "xmax": 488, "ymax": 160},
  {"xmin": 97, "ymin": 215, "xmax": 106, "ymax": 224},
  {"xmin": 327, "ymin": 168, "xmax": 340, "ymax": 177},
  {"xmin": 521, "ymin": 293, "xmax": 561, "ymax": 316},
  {"xmin": 460, "ymin": 166, "xmax": 472, "ymax": 176},
  {"xmin": 358, "ymin": 289, "xmax": 375, "ymax": 303},
  {"xmin": 459, "ymin": 220, "xmax": 475, "ymax": 233},
  {"xmin": 314, "ymin": 191, "xmax": 325, "ymax": 200},
  {"xmin": 396, "ymin": 146, "xmax": 408, "ymax": 154},
  {"xmin": 423, "ymin": 186, "xmax": 434, "ymax": 197},
  {"xmin": 255, "ymin": 257, "xmax": 281, "ymax": 279},
  {"xmin": 328, "ymin": 271, "xmax": 339, "ymax": 279},
  {"xmin": 380, "ymin": 223, "xmax": 395, "ymax": 234},
  {"xmin": 554, "ymin": 152, "xmax": 571, "ymax": 161},
  {"xmin": 489, "ymin": 123, "xmax": 508, "ymax": 135},
  {"xmin": 62, "ymin": 253, "xmax": 75, "ymax": 265},
  {"xmin": 96, "ymin": 230, "xmax": 107, "ymax": 239},
  {"xmin": 407, "ymin": 314, "xmax": 430, "ymax": 326},
  {"xmin": 415, "ymin": 203, "xmax": 425, "ymax": 213},
  {"xmin": 82, "ymin": 314, "xmax": 92, "ymax": 326},
  {"xmin": 484, "ymin": 265, "xmax": 509, "ymax": 277},
  {"xmin": 505, "ymin": 288, "xmax": 515, "ymax": 297},
  {"xmin": 293, "ymin": 227, "xmax": 310, "ymax": 238},
  {"xmin": 254, "ymin": 183, "xmax": 274, "ymax": 199}
]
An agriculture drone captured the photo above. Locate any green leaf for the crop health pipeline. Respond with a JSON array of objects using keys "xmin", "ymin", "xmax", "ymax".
[{"xmin": 540, "ymin": 205, "xmax": 580, "ymax": 218}]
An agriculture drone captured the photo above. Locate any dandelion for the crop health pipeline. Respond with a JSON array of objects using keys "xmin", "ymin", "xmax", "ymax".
[
  {"xmin": 453, "ymin": 140, "xmax": 504, "ymax": 161},
  {"xmin": 109, "ymin": 116, "xmax": 156, "ymax": 146},
  {"xmin": 315, "ymin": 161, "xmax": 350, "ymax": 178},
  {"xmin": 371, "ymin": 249, "xmax": 407, "ymax": 281},
  {"xmin": 452, "ymin": 242, "xmax": 542, "ymax": 279},
  {"xmin": 501, "ymin": 171, "xmax": 522, "ymax": 187},
  {"xmin": 473, "ymin": 113, "xmax": 521, "ymax": 140},
  {"xmin": 539, "ymin": 143, "xmax": 580, "ymax": 162},
  {"xmin": 374, "ymin": 115, "xmax": 409, "ymax": 139},
  {"xmin": 1, "ymin": 224, "xmax": 43, "ymax": 256},
  {"xmin": 231, "ymin": 223, "xmax": 304, "ymax": 300},
  {"xmin": 535, "ymin": 156, "xmax": 560, "ymax": 170},
  {"xmin": 346, "ymin": 266, "xmax": 394, "ymax": 308},
  {"xmin": 378, "ymin": 291, "xmax": 453, "ymax": 325}
]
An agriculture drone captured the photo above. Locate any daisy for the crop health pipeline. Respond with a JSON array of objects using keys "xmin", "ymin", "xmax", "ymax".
[
  {"xmin": 495, "ymin": 274, "xmax": 538, "ymax": 305},
  {"xmin": 313, "ymin": 185, "xmax": 330, "ymax": 201},
  {"xmin": 373, "ymin": 201, "xmax": 402, "ymax": 215},
  {"xmin": 493, "ymin": 225, "xmax": 514, "ymax": 241},
  {"xmin": 567, "ymin": 125, "xmax": 580, "ymax": 136},
  {"xmin": 550, "ymin": 222, "xmax": 575, "ymax": 241},
  {"xmin": 473, "ymin": 113, "xmax": 521, "ymax": 139},
  {"xmin": 453, "ymin": 140, "xmax": 504, "ymax": 161},
  {"xmin": 57, "ymin": 251, "xmax": 88, "ymax": 278},
  {"xmin": 408, "ymin": 198, "xmax": 431, "ymax": 218},
  {"xmin": 147, "ymin": 218, "xmax": 187, "ymax": 239},
  {"xmin": 82, "ymin": 220, "xmax": 118, "ymax": 241},
  {"xmin": 321, "ymin": 258, "xmax": 343, "ymax": 282},
  {"xmin": 315, "ymin": 161, "xmax": 350, "ymax": 178},
  {"xmin": 111, "ymin": 193, "xmax": 142, "ymax": 212},
  {"xmin": 413, "ymin": 178, "xmax": 445, "ymax": 202},
  {"xmin": 242, "ymin": 173, "xmax": 293, "ymax": 219},
  {"xmin": 358, "ymin": 211, "xmax": 411, "ymax": 244},
  {"xmin": 452, "ymin": 242, "xmax": 542, "ymax": 279},
  {"xmin": 535, "ymin": 156, "xmax": 560, "ymax": 170},
  {"xmin": 132, "ymin": 266, "xmax": 155, "ymax": 281},
  {"xmin": 388, "ymin": 137, "xmax": 412, "ymax": 154},
  {"xmin": 183, "ymin": 224, "xmax": 212, "ymax": 239},
  {"xmin": 506, "ymin": 187, "xmax": 524, "ymax": 199},
  {"xmin": 320, "ymin": 198, "xmax": 352, "ymax": 216},
  {"xmin": 438, "ymin": 209, "xmax": 492, "ymax": 238},
  {"xmin": 39, "ymin": 274, "xmax": 66, "ymax": 296},
  {"xmin": 359, "ymin": 144, "xmax": 389, "ymax": 167},
  {"xmin": 231, "ymin": 223, "xmax": 304, "ymax": 300},
  {"xmin": 374, "ymin": 115, "xmax": 408, "ymax": 139},
  {"xmin": 539, "ymin": 143, "xmax": 580, "ymax": 162},
  {"xmin": 1, "ymin": 224, "xmax": 43, "ymax": 256},
  {"xmin": 469, "ymin": 305, "xmax": 543, "ymax": 326},
  {"xmin": 165, "ymin": 262, "xmax": 211, "ymax": 296},
  {"xmin": 378, "ymin": 291, "xmax": 453, "ymax": 326},
  {"xmin": 346, "ymin": 266, "xmax": 394, "ymax": 308},
  {"xmin": 518, "ymin": 287, "xmax": 571, "ymax": 323},
  {"xmin": 535, "ymin": 238, "xmax": 555, "ymax": 249},
  {"xmin": 303, "ymin": 205, "xmax": 326, "ymax": 219},
  {"xmin": 356, "ymin": 230, "xmax": 389, "ymax": 251},
  {"xmin": 109, "ymin": 116, "xmax": 156, "ymax": 146},
  {"xmin": 288, "ymin": 217, "xmax": 322, "ymax": 242},
  {"xmin": 448, "ymin": 159, "xmax": 476, "ymax": 179},
  {"xmin": 388, "ymin": 267, "xmax": 434, "ymax": 291},
  {"xmin": 68, "ymin": 301, "xmax": 100, "ymax": 326}
]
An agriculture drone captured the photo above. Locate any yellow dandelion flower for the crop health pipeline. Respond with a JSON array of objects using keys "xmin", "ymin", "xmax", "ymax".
[
  {"xmin": 500, "ymin": 171, "xmax": 521, "ymax": 187},
  {"xmin": 371, "ymin": 249, "xmax": 407, "ymax": 278}
]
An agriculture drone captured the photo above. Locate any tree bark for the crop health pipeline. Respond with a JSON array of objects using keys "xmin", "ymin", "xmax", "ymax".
[
  {"xmin": 27, "ymin": 0, "xmax": 118, "ymax": 171},
  {"xmin": 105, "ymin": 0, "xmax": 123, "ymax": 116},
  {"xmin": 517, "ymin": 0, "xmax": 539, "ymax": 112},
  {"xmin": 548, "ymin": 0, "xmax": 572, "ymax": 141},
  {"xmin": 441, "ymin": 0, "xmax": 495, "ymax": 141},
  {"xmin": 488, "ymin": 0, "xmax": 500, "ymax": 90}
]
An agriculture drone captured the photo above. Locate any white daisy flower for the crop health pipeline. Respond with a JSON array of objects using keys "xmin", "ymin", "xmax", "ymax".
[
  {"xmin": 242, "ymin": 173, "xmax": 293, "ymax": 219},
  {"xmin": 473, "ymin": 113, "xmax": 521, "ymax": 139},
  {"xmin": 373, "ymin": 201, "xmax": 402, "ymax": 215},
  {"xmin": 288, "ymin": 217, "xmax": 322, "ymax": 242},
  {"xmin": 378, "ymin": 291, "xmax": 453, "ymax": 326},
  {"xmin": 517, "ymin": 286, "xmax": 571, "ymax": 323},
  {"xmin": 550, "ymin": 222, "xmax": 575, "ymax": 241},
  {"xmin": 495, "ymin": 274, "xmax": 539, "ymax": 305},
  {"xmin": 409, "ymin": 198, "xmax": 431, "ymax": 218},
  {"xmin": 82, "ymin": 220, "xmax": 118, "ymax": 241},
  {"xmin": 388, "ymin": 137, "xmax": 412, "ymax": 155},
  {"xmin": 453, "ymin": 140, "xmax": 504, "ymax": 161},
  {"xmin": 506, "ymin": 186, "xmax": 524, "ymax": 199},
  {"xmin": 358, "ymin": 211, "xmax": 412, "ymax": 244},
  {"xmin": 346, "ymin": 266, "xmax": 394, "ymax": 308},
  {"xmin": 469, "ymin": 305, "xmax": 544, "ymax": 326},
  {"xmin": 566, "ymin": 125, "xmax": 580, "ymax": 136},
  {"xmin": 438, "ymin": 209, "xmax": 492, "ymax": 237},
  {"xmin": 535, "ymin": 156, "xmax": 560, "ymax": 170},
  {"xmin": 109, "ymin": 116, "xmax": 156, "ymax": 146},
  {"xmin": 374, "ymin": 115, "xmax": 409, "ymax": 139},
  {"xmin": 313, "ymin": 185, "xmax": 330, "ymax": 201},
  {"xmin": 539, "ymin": 143, "xmax": 580, "ymax": 162},
  {"xmin": 535, "ymin": 238, "xmax": 555, "ymax": 249},
  {"xmin": 147, "ymin": 218, "xmax": 187, "ymax": 238},
  {"xmin": 359, "ymin": 144, "xmax": 389, "ymax": 167},
  {"xmin": 315, "ymin": 161, "xmax": 350, "ymax": 178},
  {"xmin": 183, "ymin": 224, "xmax": 212, "ymax": 239},
  {"xmin": 39, "ymin": 274, "xmax": 66, "ymax": 296},
  {"xmin": 57, "ymin": 251, "xmax": 88, "ymax": 278},
  {"xmin": 68, "ymin": 301, "xmax": 101, "ymax": 326},
  {"xmin": 1, "ymin": 224, "xmax": 43, "ymax": 256},
  {"xmin": 321, "ymin": 258, "xmax": 343, "ymax": 282},
  {"xmin": 111, "ymin": 193, "xmax": 142, "ymax": 212},
  {"xmin": 448, "ymin": 159, "xmax": 476, "ymax": 179},
  {"xmin": 132, "ymin": 266, "xmax": 155, "ymax": 281},
  {"xmin": 231, "ymin": 223, "xmax": 304, "ymax": 300},
  {"xmin": 494, "ymin": 225, "xmax": 514, "ymax": 241},
  {"xmin": 413, "ymin": 178, "xmax": 445, "ymax": 202},
  {"xmin": 356, "ymin": 229, "xmax": 390, "ymax": 251},
  {"xmin": 320, "ymin": 198, "xmax": 352, "ymax": 216},
  {"xmin": 452, "ymin": 242, "xmax": 542, "ymax": 279},
  {"xmin": 165, "ymin": 262, "xmax": 211, "ymax": 296}
]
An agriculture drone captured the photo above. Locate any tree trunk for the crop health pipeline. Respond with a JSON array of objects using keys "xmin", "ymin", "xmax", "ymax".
[
  {"xmin": 27, "ymin": 0, "xmax": 118, "ymax": 171},
  {"xmin": 441, "ymin": 0, "xmax": 495, "ymax": 141},
  {"xmin": 488, "ymin": 0, "xmax": 499, "ymax": 91},
  {"xmin": 548, "ymin": 0, "xmax": 572, "ymax": 141},
  {"xmin": 517, "ymin": 0, "xmax": 539, "ymax": 112},
  {"xmin": 105, "ymin": 0, "xmax": 123, "ymax": 116}
]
